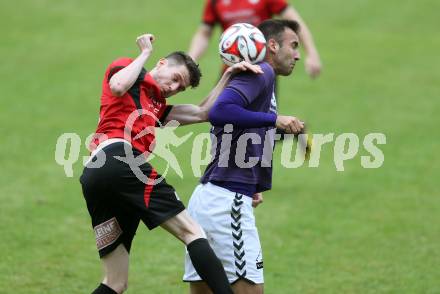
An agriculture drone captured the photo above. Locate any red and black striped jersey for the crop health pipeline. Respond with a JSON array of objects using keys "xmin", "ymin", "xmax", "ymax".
[{"xmin": 92, "ymin": 58, "xmax": 171, "ymax": 155}]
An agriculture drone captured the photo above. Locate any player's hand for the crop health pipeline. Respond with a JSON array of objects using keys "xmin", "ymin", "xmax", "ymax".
[
  {"xmin": 276, "ymin": 115, "xmax": 305, "ymax": 134},
  {"xmin": 252, "ymin": 193, "xmax": 264, "ymax": 208},
  {"xmin": 227, "ymin": 61, "xmax": 263, "ymax": 75},
  {"xmin": 136, "ymin": 34, "xmax": 155, "ymax": 55},
  {"xmin": 305, "ymin": 53, "xmax": 322, "ymax": 79}
]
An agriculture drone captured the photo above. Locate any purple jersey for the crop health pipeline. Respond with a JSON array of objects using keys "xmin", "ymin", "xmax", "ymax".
[{"xmin": 200, "ymin": 62, "xmax": 277, "ymax": 193}]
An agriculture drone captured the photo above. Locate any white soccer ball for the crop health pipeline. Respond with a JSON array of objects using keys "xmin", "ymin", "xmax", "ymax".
[{"xmin": 219, "ymin": 23, "xmax": 267, "ymax": 66}]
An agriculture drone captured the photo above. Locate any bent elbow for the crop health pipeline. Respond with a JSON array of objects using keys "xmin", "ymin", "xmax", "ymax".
[
  {"xmin": 110, "ymin": 86, "xmax": 125, "ymax": 97},
  {"xmin": 208, "ymin": 106, "xmax": 224, "ymax": 126},
  {"xmin": 109, "ymin": 82, "xmax": 126, "ymax": 97},
  {"xmin": 198, "ymin": 107, "xmax": 209, "ymax": 123}
]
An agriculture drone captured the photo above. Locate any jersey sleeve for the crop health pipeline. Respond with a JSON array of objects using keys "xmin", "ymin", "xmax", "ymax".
[
  {"xmin": 266, "ymin": 0, "xmax": 289, "ymax": 15},
  {"xmin": 106, "ymin": 57, "xmax": 133, "ymax": 81},
  {"xmin": 226, "ymin": 63, "xmax": 273, "ymax": 106},
  {"xmin": 208, "ymin": 88, "xmax": 277, "ymax": 128},
  {"xmin": 202, "ymin": 0, "xmax": 218, "ymax": 26}
]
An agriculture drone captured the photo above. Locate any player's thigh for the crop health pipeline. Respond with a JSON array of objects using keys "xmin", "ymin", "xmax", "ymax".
[
  {"xmin": 232, "ymin": 279, "xmax": 264, "ymax": 294},
  {"xmin": 160, "ymin": 210, "xmax": 205, "ymax": 245},
  {"xmin": 190, "ymin": 281, "xmax": 213, "ymax": 294}
]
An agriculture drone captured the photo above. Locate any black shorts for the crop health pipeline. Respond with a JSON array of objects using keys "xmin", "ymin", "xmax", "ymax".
[{"xmin": 80, "ymin": 142, "xmax": 185, "ymax": 258}]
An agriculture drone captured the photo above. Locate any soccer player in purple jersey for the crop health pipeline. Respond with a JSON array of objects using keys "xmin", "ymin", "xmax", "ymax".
[{"xmin": 183, "ymin": 19, "xmax": 305, "ymax": 294}]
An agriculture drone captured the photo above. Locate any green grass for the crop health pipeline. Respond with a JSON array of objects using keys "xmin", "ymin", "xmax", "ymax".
[{"xmin": 1, "ymin": 0, "xmax": 439, "ymax": 292}]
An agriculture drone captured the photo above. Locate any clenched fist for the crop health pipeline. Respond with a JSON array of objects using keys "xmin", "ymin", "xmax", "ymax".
[{"xmin": 136, "ymin": 34, "xmax": 155, "ymax": 55}]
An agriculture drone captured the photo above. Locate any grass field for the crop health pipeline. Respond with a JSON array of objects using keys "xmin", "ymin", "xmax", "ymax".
[{"xmin": 1, "ymin": 0, "xmax": 439, "ymax": 293}]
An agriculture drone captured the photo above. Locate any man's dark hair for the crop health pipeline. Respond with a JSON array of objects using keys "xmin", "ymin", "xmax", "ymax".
[
  {"xmin": 165, "ymin": 51, "xmax": 202, "ymax": 88},
  {"xmin": 258, "ymin": 19, "xmax": 300, "ymax": 45}
]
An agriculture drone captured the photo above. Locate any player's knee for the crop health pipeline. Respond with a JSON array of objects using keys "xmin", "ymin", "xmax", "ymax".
[
  {"xmin": 181, "ymin": 221, "xmax": 205, "ymax": 243},
  {"xmin": 176, "ymin": 226, "xmax": 201, "ymax": 244},
  {"xmin": 162, "ymin": 211, "xmax": 205, "ymax": 244},
  {"xmin": 181, "ymin": 223, "xmax": 205, "ymax": 244}
]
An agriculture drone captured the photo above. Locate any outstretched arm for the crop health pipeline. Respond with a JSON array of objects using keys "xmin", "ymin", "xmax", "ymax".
[
  {"xmin": 109, "ymin": 34, "xmax": 154, "ymax": 96},
  {"xmin": 188, "ymin": 24, "xmax": 214, "ymax": 62},
  {"xmin": 280, "ymin": 6, "xmax": 322, "ymax": 78},
  {"xmin": 163, "ymin": 62, "xmax": 263, "ymax": 126},
  {"xmin": 209, "ymin": 89, "xmax": 304, "ymax": 134}
]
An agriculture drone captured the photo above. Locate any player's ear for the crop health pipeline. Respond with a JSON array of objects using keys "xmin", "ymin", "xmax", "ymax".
[
  {"xmin": 267, "ymin": 39, "xmax": 279, "ymax": 53},
  {"xmin": 156, "ymin": 58, "xmax": 168, "ymax": 68}
]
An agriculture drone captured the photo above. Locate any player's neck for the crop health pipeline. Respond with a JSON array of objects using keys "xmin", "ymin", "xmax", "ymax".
[
  {"xmin": 149, "ymin": 67, "xmax": 158, "ymax": 81},
  {"xmin": 264, "ymin": 57, "xmax": 278, "ymax": 75}
]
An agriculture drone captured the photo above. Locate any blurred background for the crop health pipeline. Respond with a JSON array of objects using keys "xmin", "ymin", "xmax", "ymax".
[{"xmin": 1, "ymin": 0, "xmax": 439, "ymax": 292}]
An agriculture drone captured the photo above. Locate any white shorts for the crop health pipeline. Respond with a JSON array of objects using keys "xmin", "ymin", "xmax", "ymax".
[{"xmin": 183, "ymin": 183, "xmax": 264, "ymax": 284}]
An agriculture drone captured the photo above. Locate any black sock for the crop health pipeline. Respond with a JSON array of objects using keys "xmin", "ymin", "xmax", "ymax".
[
  {"xmin": 92, "ymin": 283, "xmax": 118, "ymax": 294},
  {"xmin": 187, "ymin": 238, "xmax": 233, "ymax": 294}
]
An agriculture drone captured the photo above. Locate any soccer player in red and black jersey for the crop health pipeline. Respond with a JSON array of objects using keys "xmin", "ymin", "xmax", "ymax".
[
  {"xmin": 188, "ymin": 0, "xmax": 322, "ymax": 78},
  {"xmin": 80, "ymin": 33, "xmax": 262, "ymax": 294}
]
